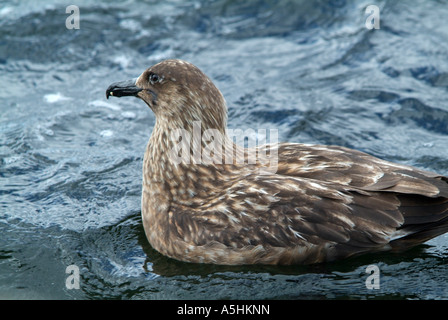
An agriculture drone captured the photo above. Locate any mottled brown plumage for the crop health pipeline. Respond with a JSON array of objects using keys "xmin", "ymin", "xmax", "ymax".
[{"xmin": 106, "ymin": 59, "xmax": 448, "ymax": 265}]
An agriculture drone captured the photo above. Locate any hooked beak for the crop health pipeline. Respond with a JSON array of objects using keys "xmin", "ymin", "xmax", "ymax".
[{"xmin": 106, "ymin": 79, "xmax": 142, "ymax": 99}]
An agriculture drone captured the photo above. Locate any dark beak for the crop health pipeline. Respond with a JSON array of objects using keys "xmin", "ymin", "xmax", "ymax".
[{"xmin": 106, "ymin": 79, "xmax": 142, "ymax": 99}]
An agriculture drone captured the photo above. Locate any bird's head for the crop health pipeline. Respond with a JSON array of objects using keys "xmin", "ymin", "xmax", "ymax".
[{"xmin": 106, "ymin": 59, "xmax": 228, "ymax": 132}]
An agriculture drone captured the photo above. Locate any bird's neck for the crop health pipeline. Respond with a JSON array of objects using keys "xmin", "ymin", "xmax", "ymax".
[
  {"xmin": 143, "ymin": 116, "xmax": 278, "ymax": 204},
  {"xmin": 143, "ymin": 118, "xmax": 240, "ymax": 203}
]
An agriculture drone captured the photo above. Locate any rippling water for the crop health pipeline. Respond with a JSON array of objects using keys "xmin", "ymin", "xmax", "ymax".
[{"xmin": 1, "ymin": 0, "xmax": 448, "ymax": 299}]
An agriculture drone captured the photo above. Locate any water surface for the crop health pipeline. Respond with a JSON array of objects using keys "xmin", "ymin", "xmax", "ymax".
[{"xmin": 1, "ymin": 0, "xmax": 448, "ymax": 299}]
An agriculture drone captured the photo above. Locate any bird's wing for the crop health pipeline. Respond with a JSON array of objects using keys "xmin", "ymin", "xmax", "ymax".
[
  {"xmin": 198, "ymin": 173, "xmax": 447, "ymax": 262},
  {"xmin": 167, "ymin": 144, "xmax": 448, "ymax": 263},
  {"xmin": 271, "ymin": 143, "xmax": 448, "ymax": 253},
  {"xmin": 168, "ymin": 174, "xmax": 402, "ymax": 262},
  {"xmin": 274, "ymin": 143, "xmax": 448, "ymax": 198}
]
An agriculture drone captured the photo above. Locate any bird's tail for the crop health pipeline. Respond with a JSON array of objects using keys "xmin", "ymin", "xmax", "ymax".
[{"xmin": 390, "ymin": 195, "xmax": 448, "ymax": 251}]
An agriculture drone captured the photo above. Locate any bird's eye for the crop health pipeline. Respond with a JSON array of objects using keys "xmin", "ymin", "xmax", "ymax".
[{"xmin": 149, "ymin": 73, "xmax": 160, "ymax": 85}]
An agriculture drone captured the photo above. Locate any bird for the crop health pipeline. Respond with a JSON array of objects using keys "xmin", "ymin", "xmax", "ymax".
[{"xmin": 106, "ymin": 59, "xmax": 448, "ymax": 265}]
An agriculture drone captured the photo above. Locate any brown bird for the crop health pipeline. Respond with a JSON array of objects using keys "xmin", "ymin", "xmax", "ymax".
[{"xmin": 106, "ymin": 59, "xmax": 448, "ymax": 265}]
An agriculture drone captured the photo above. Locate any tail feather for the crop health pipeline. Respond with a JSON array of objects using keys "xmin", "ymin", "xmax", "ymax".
[
  {"xmin": 390, "ymin": 217, "xmax": 448, "ymax": 250},
  {"xmin": 390, "ymin": 193, "xmax": 448, "ymax": 250}
]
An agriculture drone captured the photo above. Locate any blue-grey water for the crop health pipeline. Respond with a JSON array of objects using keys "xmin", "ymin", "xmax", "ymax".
[{"xmin": 1, "ymin": 0, "xmax": 448, "ymax": 300}]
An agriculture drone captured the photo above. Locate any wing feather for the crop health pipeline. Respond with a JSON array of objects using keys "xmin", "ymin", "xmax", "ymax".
[{"xmin": 168, "ymin": 143, "xmax": 448, "ymax": 263}]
